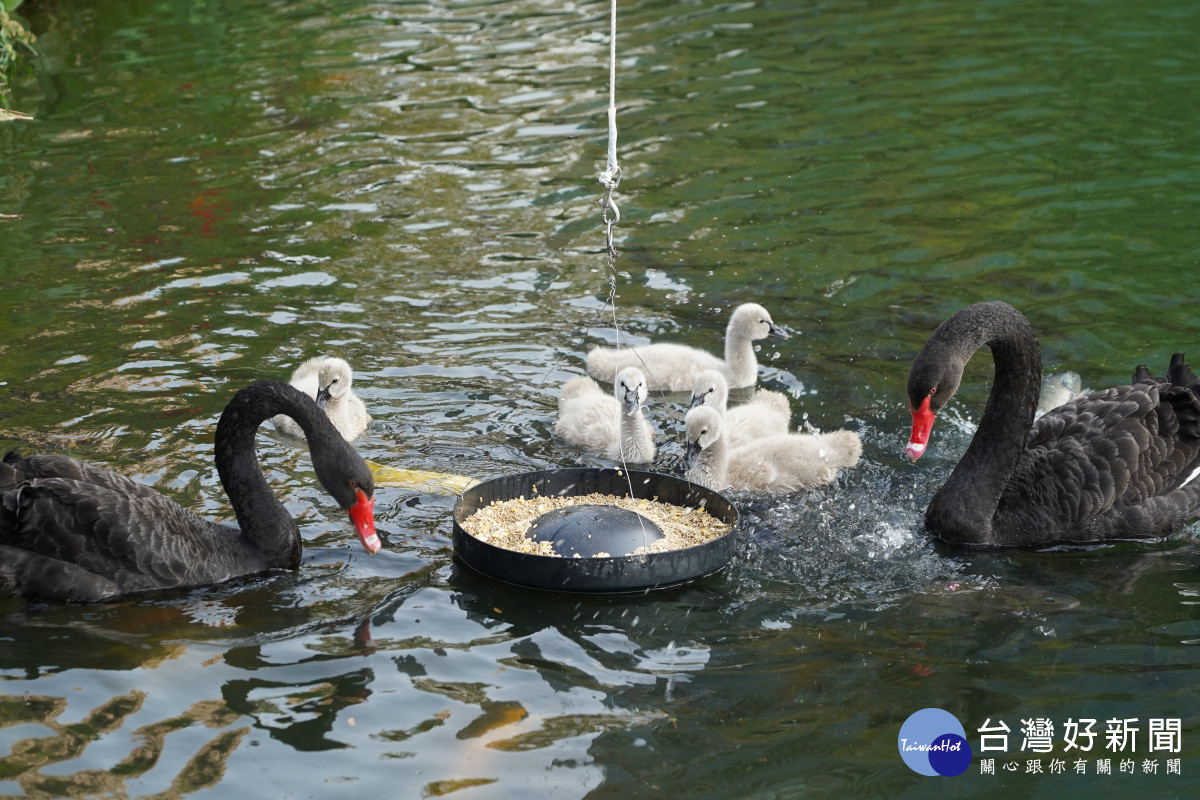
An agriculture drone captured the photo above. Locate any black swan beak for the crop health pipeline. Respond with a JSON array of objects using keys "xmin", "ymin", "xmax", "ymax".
[
  {"xmin": 349, "ymin": 487, "xmax": 380, "ymax": 554},
  {"xmin": 906, "ymin": 398, "xmax": 935, "ymax": 461}
]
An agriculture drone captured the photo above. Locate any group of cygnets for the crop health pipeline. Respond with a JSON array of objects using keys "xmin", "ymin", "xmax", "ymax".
[
  {"xmin": 278, "ymin": 303, "xmax": 861, "ymax": 494},
  {"xmin": 555, "ymin": 303, "xmax": 863, "ymax": 492}
]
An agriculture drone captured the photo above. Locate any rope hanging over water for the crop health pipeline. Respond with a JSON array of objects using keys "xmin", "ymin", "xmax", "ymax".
[
  {"xmin": 598, "ymin": 0, "xmax": 621, "ymax": 260},
  {"xmin": 534, "ymin": 0, "xmax": 624, "ymax": 395},
  {"xmin": 595, "ymin": 0, "xmax": 649, "ymax": 535},
  {"xmin": 597, "ymin": 0, "xmax": 626, "ymax": 379}
]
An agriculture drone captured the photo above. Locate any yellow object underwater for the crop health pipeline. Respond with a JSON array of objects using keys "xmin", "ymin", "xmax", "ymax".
[{"xmin": 366, "ymin": 460, "xmax": 478, "ymax": 495}]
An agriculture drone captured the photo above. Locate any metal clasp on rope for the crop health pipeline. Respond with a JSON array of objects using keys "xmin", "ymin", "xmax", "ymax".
[{"xmin": 599, "ymin": 165, "xmax": 621, "ymax": 257}]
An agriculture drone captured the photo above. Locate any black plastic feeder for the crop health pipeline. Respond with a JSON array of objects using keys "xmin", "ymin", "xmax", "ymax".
[{"xmin": 452, "ymin": 468, "xmax": 739, "ymax": 593}]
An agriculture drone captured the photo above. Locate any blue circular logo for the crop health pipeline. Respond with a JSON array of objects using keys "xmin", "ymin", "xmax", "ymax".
[{"xmin": 898, "ymin": 708, "xmax": 972, "ymax": 776}]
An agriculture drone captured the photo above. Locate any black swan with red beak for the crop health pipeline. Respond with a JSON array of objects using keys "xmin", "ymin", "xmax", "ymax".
[
  {"xmin": 906, "ymin": 301, "xmax": 1200, "ymax": 546},
  {"xmin": 1, "ymin": 381, "xmax": 379, "ymax": 602}
]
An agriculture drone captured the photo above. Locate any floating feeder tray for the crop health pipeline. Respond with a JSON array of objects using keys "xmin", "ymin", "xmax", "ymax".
[{"xmin": 452, "ymin": 468, "xmax": 739, "ymax": 593}]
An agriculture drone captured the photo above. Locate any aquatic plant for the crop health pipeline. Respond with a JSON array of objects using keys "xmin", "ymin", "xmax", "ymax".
[{"xmin": 1, "ymin": 0, "xmax": 36, "ymax": 114}]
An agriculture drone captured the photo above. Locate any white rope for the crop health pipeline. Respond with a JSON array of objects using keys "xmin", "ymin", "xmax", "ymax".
[
  {"xmin": 533, "ymin": 0, "xmax": 624, "ymax": 394},
  {"xmin": 598, "ymin": 0, "xmax": 621, "ymax": 256}
]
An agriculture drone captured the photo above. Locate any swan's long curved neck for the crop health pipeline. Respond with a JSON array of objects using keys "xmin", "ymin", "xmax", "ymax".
[
  {"xmin": 929, "ymin": 305, "xmax": 1042, "ymax": 540},
  {"xmin": 619, "ymin": 406, "xmax": 643, "ymax": 436},
  {"xmin": 215, "ymin": 382, "xmax": 316, "ymax": 559},
  {"xmin": 700, "ymin": 437, "xmax": 730, "ymax": 487},
  {"xmin": 724, "ymin": 331, "xmax": 755, "ymax": 386}
]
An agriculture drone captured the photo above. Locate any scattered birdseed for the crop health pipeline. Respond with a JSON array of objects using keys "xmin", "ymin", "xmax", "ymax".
[{"xmin": 460, "ymin": 492, "xmax": 732, "ymax": 557}]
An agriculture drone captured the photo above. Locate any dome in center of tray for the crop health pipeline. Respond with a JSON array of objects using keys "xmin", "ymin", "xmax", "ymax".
[{"xmin": 527, "ymin": 503, "xmax": 665, "ymax": 558}]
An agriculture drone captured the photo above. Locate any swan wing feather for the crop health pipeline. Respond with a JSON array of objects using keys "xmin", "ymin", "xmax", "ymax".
[
  {"xmin": 1000, "ymin": 382, "xmax": 1200, "ymax": 542},
  {"xmin": 2, "ymin": 453, "xmax": 251, "ymax": 599}
]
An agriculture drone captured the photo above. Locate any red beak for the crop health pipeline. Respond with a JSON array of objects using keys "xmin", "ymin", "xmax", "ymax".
[
  {"xmin": 348, "ymin": 487, "xmax": 380, "ymax": 554},
  {"xmin": 906, "ymin": 397, "xmax": 935, "ymax": 461}
]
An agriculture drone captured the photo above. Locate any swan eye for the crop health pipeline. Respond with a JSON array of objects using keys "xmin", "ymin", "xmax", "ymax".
[{"xmin": 929, "ymin": 387, "xmax": 937, "ymax": 395}]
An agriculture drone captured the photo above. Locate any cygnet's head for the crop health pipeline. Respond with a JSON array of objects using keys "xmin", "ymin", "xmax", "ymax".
[
  {"xmin": 684, "ymin": 405, "xmax": 724, "ymax": 469},
  {"xmin": 728, "ymin": 303, "xmax": 788, "ymax": 342},
  {"xmin": 315, "ymin": 358, "xmax": 355, "ymax": 407},
  {"xmin": 614, "ymin": 367, "xmax": 648, "ymax": 415},
  {"xmin": 690, "ymin": 369, "xmax": 730, "ymax": 411}
]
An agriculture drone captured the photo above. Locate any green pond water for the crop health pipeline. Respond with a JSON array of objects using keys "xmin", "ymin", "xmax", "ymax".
[{"xmin": 2, "ymin": 0, "xmax": 1200, "ymax": 796}]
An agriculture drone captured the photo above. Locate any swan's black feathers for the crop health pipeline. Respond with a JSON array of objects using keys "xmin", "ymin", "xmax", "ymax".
[
  {"xmin": 1, "ymin": 452, "xmax": 269, "ymax": 601},
  {"xmin": 995, "ymin": 379, "xmax": 1200, "ymax": 544}
]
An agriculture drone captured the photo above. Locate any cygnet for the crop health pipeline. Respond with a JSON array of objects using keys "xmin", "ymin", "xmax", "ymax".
[
  {"xmin": 690, "ymin": 369, "xmax": 790, "ymax": 448},
  {"xmin": 554, "ymin": 367, "xmax": 655, "ymax": 463},
  {"xmin": 684, "ymin": 405, "xmax": 861, "ymax": 492},
  {"xmin": 273, "ymin": 356, "xmax": 371, "ymax": 441},
  {"xmin": 586, "ymin": 303, "xmax": 788, "ymax": 391},
  {"xmin": 1035, "ymin": 370, "xmax": 1087, "ymax": 419}
]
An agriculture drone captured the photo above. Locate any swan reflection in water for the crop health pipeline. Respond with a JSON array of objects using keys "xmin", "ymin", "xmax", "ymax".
[{"xmin": 0, "ymin": 690, "xmax": 248, "ymax": 797}]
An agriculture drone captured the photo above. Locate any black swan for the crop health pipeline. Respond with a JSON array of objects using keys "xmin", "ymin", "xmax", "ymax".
[
  {"xmin": 0, "ymin": 381, "xmax": 379, "ymax": 602},
  {"xmin": 905, "ymin": 301, "xmax": 1200, "ymax": 546}
]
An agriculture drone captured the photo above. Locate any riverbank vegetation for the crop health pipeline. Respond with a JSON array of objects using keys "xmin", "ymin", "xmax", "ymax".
[{"xmin": 1, "ymin": 0, "xmax": 36, "ymax": 116}]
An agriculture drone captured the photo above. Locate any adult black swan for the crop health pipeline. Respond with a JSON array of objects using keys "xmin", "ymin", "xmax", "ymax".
[
  {"xmin": 0, "ymin": 381, "xmax": 379, "ymax": 602},
  {"xmin": 905, "ymin": 301, "xmax": 1200, "ymax": 546}
]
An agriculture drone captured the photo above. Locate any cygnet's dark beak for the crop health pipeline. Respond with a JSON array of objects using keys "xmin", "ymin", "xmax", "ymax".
[
  {"xmin": 622, "ymin": 387, "xmax": 641, "ymax": 415},
  {"xmin": 316, "ymin": 384, "xmax": 333, "ymax": 408},
  {"xmin": 684, "ymin": 439, "xmax": 701, "ymax": 469},
  {"xmin": 689, "ymin": 389, "xmax": 710, "ymax": 410},
  {"xmin": 768, "ymin": 321, "xmax": 790, "ymax": 340}
]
